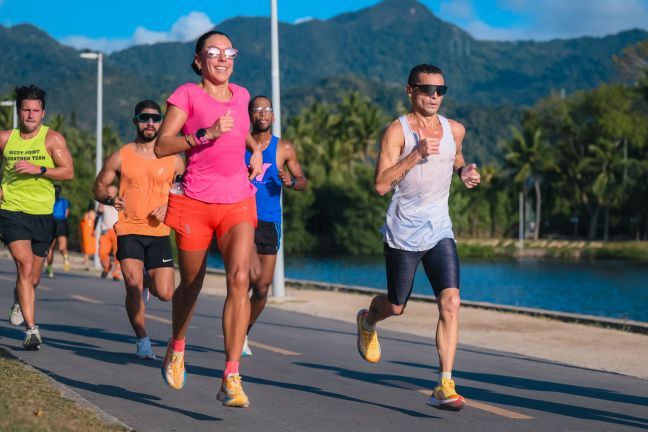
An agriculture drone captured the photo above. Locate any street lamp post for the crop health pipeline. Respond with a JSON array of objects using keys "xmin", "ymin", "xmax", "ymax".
[
  {"xmin": 0, "ymin": 100, "xmax": 17, "ymax": 129},
  {"xmin": 80, "ymin": 51, "xmax": 103, "ymax": 269},
  {"xmin": 270, "ymin": 0, "xmax": 286, "ymax": 299}
]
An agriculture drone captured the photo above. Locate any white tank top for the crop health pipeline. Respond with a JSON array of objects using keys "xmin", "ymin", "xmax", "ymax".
[
  {"xmin": 101, "ymin": 205, "xmax": 119, "ymax": 231},
  {"xmin": 381, "ymin": 115, "xmax": 456, "ymax": 251}
]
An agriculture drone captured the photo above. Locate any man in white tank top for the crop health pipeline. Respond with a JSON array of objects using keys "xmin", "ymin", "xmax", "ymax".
[{"xmin": 355, "ymin": 64, "xmax": 481, "ymax": 412}]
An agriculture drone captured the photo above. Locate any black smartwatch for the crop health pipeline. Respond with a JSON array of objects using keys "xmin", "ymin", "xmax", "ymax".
[
  {"xmin": 39, "ymin": 166, "xmax": 47, "ymax": 175},
  {"xmin": 194, "ymin": 128, "xmax": 209, "ymax": 146},
  {"xmin": 104, "ymin": 196, "xmax": 115, "ymax": 206}
]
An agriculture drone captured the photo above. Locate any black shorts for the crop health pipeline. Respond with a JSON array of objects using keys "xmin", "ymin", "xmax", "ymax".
[
  {"xmin": 116, "ymin": 234, "xmax": 174, "ymax": 270},
  {"xmin": 0, "ymin": 209, "xmax": 55, "ymax": 257},
  {"xmin": 54, "ymin": 219, "xmax": 69, "ymax": 237},
  {"xmin": 254, "ymin": 220, "xmax": 281, "ymax": 255},
  {"xmin": 384, "ymin": 238, "xmax": 460, "ymax": 306}
]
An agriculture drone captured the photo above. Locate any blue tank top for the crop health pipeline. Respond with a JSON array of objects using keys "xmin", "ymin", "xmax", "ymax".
[
  {"xmin": 245, "ymin": 135, "xmax": 282, "ymax": 222},
  {"xmin": 53, "ymin": 197, "xmax": 70, "ymax": 221}
]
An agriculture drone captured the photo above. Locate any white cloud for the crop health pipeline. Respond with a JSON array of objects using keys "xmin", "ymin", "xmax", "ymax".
[
  {"xmin": 60, "ymin": 11, "xmax": 215, "ymax": 53},
  {"xmin": 170, "ymin": 11, "xmax": 215, "ymax": 41},
  {"xmin": 463, "ymin": 0, "xmax": 648, "ymax": 41},
  {"xmin": 60, "ymin": 35, "xmax": 131, "ymax": 53},
  {"xmin": 293, "ymin": 16, "xmax": 314, "ymax": 25}
]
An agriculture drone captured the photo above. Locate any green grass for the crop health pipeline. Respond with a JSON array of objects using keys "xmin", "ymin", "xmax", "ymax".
[{"xmin": 0, "ymin": 349, "xmax": 129, "ymax": 432}]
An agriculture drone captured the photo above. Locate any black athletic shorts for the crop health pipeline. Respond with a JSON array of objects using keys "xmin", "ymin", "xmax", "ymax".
[
  {"xmin": 254, "ymin": 220, "xmax": 281, "ymax": 255},
  {"xmin": 116, "ymin": 234, "xmax": 174, "ymax": 270},
  {"xmin": 54, "ymin": 219, "xmax": 69, "ymax": 237},
  {"xmin": 0, "ymin": 209, "xmax": 55, "ymax": 257},
  {"xmin": 384, "ymin": 238, "xmax": 460, "ymax": 306}
]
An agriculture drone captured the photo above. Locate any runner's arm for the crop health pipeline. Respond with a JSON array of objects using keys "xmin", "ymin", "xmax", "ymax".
[
  {"xmin": 172, "ymin": 154, "xmax": 185, "ymax": 178},
  {"xmin": 245, "ymin": 134, "xmax": 263, "ymax": 180},
  {"xmin": 93, "ymin": 150, "xmax": 122, "ymax": 204},
  {"xmin": 15, "ymin": 130, "xmax": 74, "ymax": 180},
  {"xmin": 0, "ymin": 130, "xmax": 11, "ymax": 151},
  {"xmin": 374, "ymin": 120, "xmax": 422, "ymax": 195},
  {"xmin": 450, "ymin": 120, "xmax": 480, "ymax": 189},
  {"xmin": 155, "ymin": 105, "xmax": 190, "ymax": 157},
  {"xmin": 278, "ymin": 139, "xmax": 307, "ymax": 191}
]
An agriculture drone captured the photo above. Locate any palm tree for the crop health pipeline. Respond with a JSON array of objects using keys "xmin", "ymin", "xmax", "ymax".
[
  {"xmin": 579, "ymin": 138, "xmax": 636, "ymax": 241},
  {"xmin": 505, "ymin": 126, "xmax": 557, "ymax": 240}
]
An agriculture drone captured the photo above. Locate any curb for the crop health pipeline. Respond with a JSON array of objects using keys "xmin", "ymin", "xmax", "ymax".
[{"xmin": 205, "ymin": 267, "xmax": 648, "ymax": 335}]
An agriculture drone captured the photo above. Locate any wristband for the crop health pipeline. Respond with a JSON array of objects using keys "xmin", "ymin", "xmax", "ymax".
[
  {"xmin": 290, "ymin": 177, "xmax": 296, "ymax": 188},
  {"xmin": 457, "ymin": 165, "xmax": 466, "ymax": 178},
  {"xmin": 184, "ymin": 134, "xmax": 194, "ymax": 148},
  {"xmin": 104, "ymin": 196, "xmax": 115, "ymax": 206}
]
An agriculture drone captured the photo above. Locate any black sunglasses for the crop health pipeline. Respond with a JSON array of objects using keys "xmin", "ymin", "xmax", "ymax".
[
  {"xmin": 411, "ymin": 84, "xmax": 448, "ymax": 97},
  {"xmin": 134, "ymin": 113, "xmax": 162, "ymax": 123}
]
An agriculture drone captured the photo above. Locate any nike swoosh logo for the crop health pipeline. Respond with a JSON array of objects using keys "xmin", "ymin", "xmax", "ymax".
[{"xmin": 162, "ymin": 258, "xmax": 173, "ymax": 263}]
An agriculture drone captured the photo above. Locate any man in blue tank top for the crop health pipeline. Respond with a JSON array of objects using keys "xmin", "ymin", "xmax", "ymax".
[
  {"xmin": 46, "ymin": 184, "xmax": 71, "ymax": 277},
  {"xmin": 355, "ymin": 64, "xmax": 481, "ymax": 411},
  {"xmin": 243, "ymin": 95, "xmax": 307, "ymax": 356}
]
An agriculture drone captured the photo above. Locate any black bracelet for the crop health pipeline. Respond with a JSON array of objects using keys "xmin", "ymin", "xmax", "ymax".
[
  {"xmin": 457, "ymin": 165, "xmax": 466, "ymax": 178},
  {"xmin": 290, "ymin": 177, "xmax": 296, "ymax": 188},
  {"xmin": 104, "ymin": 196, "xmax": 115, "ymax": 206},
  {"xmin": 184, "ymin": 134, "xmax": 194, "ymax": 148}
]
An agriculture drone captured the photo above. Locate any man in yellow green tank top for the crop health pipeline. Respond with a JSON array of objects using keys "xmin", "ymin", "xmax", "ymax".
[{"xmin": 0, "ymin": 85, "xmax": 74, "ymax": 350}]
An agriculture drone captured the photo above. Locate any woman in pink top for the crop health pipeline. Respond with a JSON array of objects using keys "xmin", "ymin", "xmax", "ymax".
[{"xmin": 155, "ymin": 30, "xmax": 262, "ymax": 407}]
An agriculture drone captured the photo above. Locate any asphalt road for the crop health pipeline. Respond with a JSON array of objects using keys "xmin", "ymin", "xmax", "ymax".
[{"xmin": 1, "ymin": 258, "xmax": 646, "ymax": 432}]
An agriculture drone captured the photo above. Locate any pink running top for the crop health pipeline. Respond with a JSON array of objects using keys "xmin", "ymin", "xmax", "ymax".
[{"xmin": 167, "ymin": 82, "xmax": 255, "ymax": 204}]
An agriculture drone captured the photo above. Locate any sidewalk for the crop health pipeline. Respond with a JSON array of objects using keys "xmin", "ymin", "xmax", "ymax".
[{"xmin": 6, "ymin": 249, "xmax": 647, "ymax": 380}]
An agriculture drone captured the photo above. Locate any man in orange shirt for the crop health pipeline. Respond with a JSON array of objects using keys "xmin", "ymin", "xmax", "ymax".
[{"xmin": 93, "ymin": 100, "xmax": 184, "ymax": 359}]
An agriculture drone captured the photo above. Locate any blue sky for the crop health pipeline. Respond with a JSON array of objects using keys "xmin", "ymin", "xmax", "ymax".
[{"xmin": 1, "ymin": 0, "xmax": 648, "ymax": 53}]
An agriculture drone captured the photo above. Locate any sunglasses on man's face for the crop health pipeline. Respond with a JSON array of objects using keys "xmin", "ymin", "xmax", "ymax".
[
  {"xmin": 134, "ymin": 113, "xmax": 162, "ymax": 123},
  {"xmin": 411, "ymin": 84, "xmax": 448, "ymax": 97},
  {"xmin": 204, "ymin": 46, "xmax": 238, "ymax": 59},
  {"xmin": 251, "ymin": 106, "xmax": 273, "ymax": 114}
]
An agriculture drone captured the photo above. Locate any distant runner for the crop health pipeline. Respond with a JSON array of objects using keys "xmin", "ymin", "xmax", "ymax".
[{"xmin": 45, "ymin": 184, "xmax": 71, "ymax": 277}]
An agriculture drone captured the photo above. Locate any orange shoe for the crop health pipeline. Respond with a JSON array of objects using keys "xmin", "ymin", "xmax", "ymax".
[
  {"xmin": 161, "ymin": 339, "xmax": 186, "ymax": 390},
  {"xmin": 217, "ymin": 374, "xmax": 249, "ymax": 408}
]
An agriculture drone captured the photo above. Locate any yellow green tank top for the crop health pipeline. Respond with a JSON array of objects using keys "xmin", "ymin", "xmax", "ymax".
[{"xmin": 1, "ymin": 126, "xmax": 55, "ymax": 214}]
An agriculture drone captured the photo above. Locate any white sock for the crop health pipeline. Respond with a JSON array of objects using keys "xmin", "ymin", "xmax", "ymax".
[
  {"xmin": 361, "ymin": 316, "xmax": 375, "ymax": 332},
  {"xmin": 439, "ymin": 372, "xmax": 452, "ymax": 384}
]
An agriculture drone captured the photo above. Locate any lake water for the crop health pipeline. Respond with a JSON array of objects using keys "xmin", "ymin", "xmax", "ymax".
[{"xmin": 207, "ymin": 254, "xmax": 648, "ymax": 322}]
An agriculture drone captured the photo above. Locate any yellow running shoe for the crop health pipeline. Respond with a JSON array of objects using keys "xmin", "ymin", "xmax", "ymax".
[
  {"xmin": 356, "ymin": 309, "xmax": 381, "ymax": 363},
  {"xmin": 217, "ymin": 374, "xmax": 250, "ymax": 408},
  {"xmin": 426, "ymin": 378, "xmax": 466, "ymax": 411},
  {"xmin": 161, "ymin": 340, "xmax": 186, "ymax": 390}
]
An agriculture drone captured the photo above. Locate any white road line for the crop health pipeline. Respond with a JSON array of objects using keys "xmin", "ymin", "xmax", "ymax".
[
  {"xmin": 416, "ymin": 389, "xmax": 533, "ymax": 419},
  {"xmin": 145, "ymin": 313, "xmax": 172, "ymax": 325},
  {"xmin": 215, "ymin": 334, "xmax": 301, "ymax": 356},
  {"xmin": 69, "ymin": 294, "xmax": 102, "ymax": 304},
  {"xmin": 247, "ymin": 340, "xmax": 301, "ymax": 356}
]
